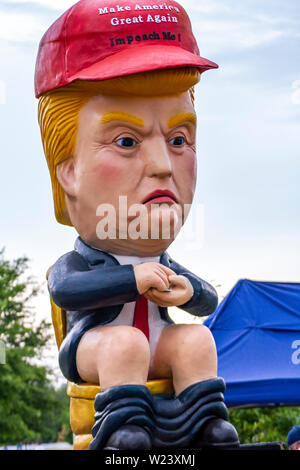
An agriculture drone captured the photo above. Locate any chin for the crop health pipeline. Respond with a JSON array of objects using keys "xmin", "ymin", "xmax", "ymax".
[
  {"xmin": 86, "ymin": 237, "xmax": 174, "ymax": 257},
  {"xmin": 146, "ymin": 204, "xmax": 182, "ymax": 236},
  {"xmin": 133, "ymin": 237, "xmax": 176, "ymax": 257},
  {"xmin": 80, "ymin": 206, "xmax": 181, "ymax": 256}
]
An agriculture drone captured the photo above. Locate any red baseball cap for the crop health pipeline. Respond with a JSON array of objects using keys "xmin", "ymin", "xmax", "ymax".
[{"xmin": 34, "ymin": 0, "xmax": 218, "ymax": 98}]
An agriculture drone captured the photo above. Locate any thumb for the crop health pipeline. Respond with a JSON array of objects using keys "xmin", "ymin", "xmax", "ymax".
[
  {"xmin": 168, "ymin": 274, "xmax": 181, "ymax": 284},
  {"xmin": 168, "ymin": 274, "xmax": 188, "ymax": 286}
]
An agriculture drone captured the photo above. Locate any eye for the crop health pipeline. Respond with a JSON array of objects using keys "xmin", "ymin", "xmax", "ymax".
[
  {"xmin": 115, "ymin": 137, "xmax": 137, "ymax": 148},
  {"xmin": 169, "ymin": 136, "xmax": 185, "ymax": 146}
]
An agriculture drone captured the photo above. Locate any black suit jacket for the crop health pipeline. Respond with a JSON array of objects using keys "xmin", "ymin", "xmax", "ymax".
[
  {"xmin": 48, "ymin": 237, "xmax": 218, "ymax": 383},
  {"xmin": 48, "ymin": 237, "xmax": 218, "ymax": 332}
]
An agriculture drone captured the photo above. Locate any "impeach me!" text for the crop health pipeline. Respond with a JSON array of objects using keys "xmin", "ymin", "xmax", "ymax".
[{"xmin": 110, "ymin": 30, "xmax": 181, "ymax": 46}]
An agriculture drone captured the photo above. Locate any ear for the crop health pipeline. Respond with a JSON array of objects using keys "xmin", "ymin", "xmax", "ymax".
[{"xmin": 56, "ymin": 158, "xmax": 77, "ymax": 198}]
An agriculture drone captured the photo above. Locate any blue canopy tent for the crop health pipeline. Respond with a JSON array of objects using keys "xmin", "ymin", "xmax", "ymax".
[{"xmin": 204, "ymin": 280, "xmax": 300, "ymax": 407}]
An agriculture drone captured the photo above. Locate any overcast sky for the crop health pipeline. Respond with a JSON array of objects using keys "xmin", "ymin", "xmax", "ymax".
[{"xmin": 0, "ymin": 0, "xmax": 299, "ymax": 381}]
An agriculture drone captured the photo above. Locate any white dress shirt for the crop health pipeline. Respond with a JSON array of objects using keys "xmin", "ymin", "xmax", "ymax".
[{"xmin": 107, "ymin": 253, "xmax": 169, "ymax": 357}]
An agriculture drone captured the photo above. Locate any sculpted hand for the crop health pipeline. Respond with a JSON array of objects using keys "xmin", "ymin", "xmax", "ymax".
[
  {"xmin": 134, "ymin": 262, "xmax": 176, "ymax": 295},
  {"xmin": 144, "ymin": 274, "xmax": 194, "ymax": 307}
]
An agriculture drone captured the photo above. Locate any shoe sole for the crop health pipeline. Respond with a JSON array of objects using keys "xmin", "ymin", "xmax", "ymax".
[{"xmin": 200, "ymin": 439, "xmax": 240, "ymax": 449}]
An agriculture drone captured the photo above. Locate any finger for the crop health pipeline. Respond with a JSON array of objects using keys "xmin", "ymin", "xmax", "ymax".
[
  {"xmin": 168, "ymin": 274, "xmax": 187, "ymax": 287},
  {"xmin": 143, "ymin": 291, "xmax": 152, "ymax": 301},
  {"xmin": 147, "ymin": 289, "xmax": 175, "ymax": 303},
  {"xmin": 153, "ymin": 270, "xmax": 170, "ymax": 291},
  {"xmin": 155, "ymin": 267, "xmax": 170, "ymax": 283},
  {"xmin": 144, "ymin": 290, "xmax": 158, "ymax": 302},
  {"xmin": 145, "ymin": 288, "xmax": 181, "ymax": 307},
  {"xmin": 144, "ymin": 290, "xmax": 165, "ymax": 305},
  {"xmin": 158, "ymin": 265, "xmax": 176, "ymax": 276},
  {"xmin": 152, "ymin": 274, "xmax": 170, "ymax": 292}
]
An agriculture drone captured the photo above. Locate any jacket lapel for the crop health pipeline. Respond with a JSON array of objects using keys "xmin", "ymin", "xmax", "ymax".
[
  {"xmin": 75, "ymin": 236, "xmax": 171, "ymax": 269},
  {"xmin": 160, "ymin": 251, "xmax": 171, "ymax": 268},
  {"xmin": 74, "ymin": 237, "xmax": 120, "ymax": 268}
]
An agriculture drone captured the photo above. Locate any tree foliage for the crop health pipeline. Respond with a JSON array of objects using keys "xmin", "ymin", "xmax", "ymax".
[
  {"xmin": 0, "ymin": 249, "xmax": 72, "ymax": 445},
  {"xmin": 229, "ymin": 406, "xmax": 300, "ymax": 447}
]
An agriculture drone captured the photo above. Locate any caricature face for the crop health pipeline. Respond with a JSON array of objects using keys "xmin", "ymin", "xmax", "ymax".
[{"xmin": 57, "ymin": 92, "xmax": 197, "ymax": 256}]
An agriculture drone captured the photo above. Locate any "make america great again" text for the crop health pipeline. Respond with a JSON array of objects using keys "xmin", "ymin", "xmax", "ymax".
[
  {"xmin": 99, "ymin": 3, "xmax": 180, "ymax": 14},
  {"xmin": 99, "ymin": 3, "xmax": 180, "ymax": 26}
]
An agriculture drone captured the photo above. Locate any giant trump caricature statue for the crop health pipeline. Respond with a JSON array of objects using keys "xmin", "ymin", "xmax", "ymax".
[{"xmin": 35, "ymin": 0, "xmax": 240, "ymax": 450}]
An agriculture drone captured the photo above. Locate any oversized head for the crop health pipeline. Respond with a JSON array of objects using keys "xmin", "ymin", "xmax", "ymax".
[{"xmin": 35, "ymin": 0, "xmax": 218, "ymax": 255}]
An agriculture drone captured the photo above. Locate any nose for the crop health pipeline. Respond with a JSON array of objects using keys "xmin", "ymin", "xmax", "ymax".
[{"xmin": 142, "ymin": 137, "xmax": 172, "ymax": 179}]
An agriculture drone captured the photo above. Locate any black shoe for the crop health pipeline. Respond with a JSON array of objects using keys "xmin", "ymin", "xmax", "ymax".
[
  {"xmin": 104, "ymin": 424, "xmax": 152, "ymax": 450},
  {"xmin": 152, "ymin": 378, "xmax": 235, "ymax": 449},
  {"xmin": 88, "ymin": 385, "xmax": 155, "ymax": 450},
  {"xmin": 195, "ymin": 418, "xmax": 240, "ymax": 449}
]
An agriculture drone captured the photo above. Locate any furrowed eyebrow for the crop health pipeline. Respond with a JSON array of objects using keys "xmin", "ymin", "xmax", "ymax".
[
  {"xmin": 101, "ymin": 111, "xmax": 144, "ymax": 127},
  {"xmin": 168, "ymin": 113, "xmax": 197, "ymax": 128}
]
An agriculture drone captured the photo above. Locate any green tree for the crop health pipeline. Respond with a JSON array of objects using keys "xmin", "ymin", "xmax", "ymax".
[
  {"xmin": 39, "ymin": 384, "xmax": 73, "ymax": 444},
  {"xmin": 0, "ymin": 249, "xmax": 71, "ymax": 445},
  {"xmin": 229, "ymin": 406, "xmax": 300, "ymax": 446}
]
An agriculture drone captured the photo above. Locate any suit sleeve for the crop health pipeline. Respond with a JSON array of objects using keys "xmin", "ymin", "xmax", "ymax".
[
  {"xmin": 168, "ymin": 257, "xmax": 218, "ymax": 317},
  {"xmin": 48, "ymin": 251, "xmax": 140, "ymax": 311}
]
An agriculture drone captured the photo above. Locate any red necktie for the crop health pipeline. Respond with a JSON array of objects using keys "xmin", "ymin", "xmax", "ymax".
[{"xmin": 133, "ymin": 295, "xmax": 149, "ymax": 341}]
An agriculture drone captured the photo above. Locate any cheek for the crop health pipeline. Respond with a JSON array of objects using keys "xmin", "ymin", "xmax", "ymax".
[
  {"xmin": 187, "ymin": 155, "xmax": 197, "ymax": 183},
  {"xmin": 95, "ymin": 160, "xmax": 123, "ymax": 182},
  {"xmin": 92, "ymin": 156, "xmax": 139, "ymax": 202},
  {"xmin": 175, "ymin": 152, "xmax": 197, "ymax": 188},
  {"xmin": 94, "ymin": 153, "xmax": 143, "ymax": 187},
  {"xmin": 78, "ymin": 157, "xmax": 126, "ymax": 205}
]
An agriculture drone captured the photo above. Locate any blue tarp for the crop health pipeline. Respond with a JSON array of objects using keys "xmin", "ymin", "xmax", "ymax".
[{"xmin": 204, "ymin": 280, "xmax": 300, "ymax": 407}]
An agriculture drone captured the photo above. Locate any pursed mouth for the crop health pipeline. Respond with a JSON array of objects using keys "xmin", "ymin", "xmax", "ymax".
[{"xmin": 143, "ymin": 190, "xmax": 178, "ymax": 205}]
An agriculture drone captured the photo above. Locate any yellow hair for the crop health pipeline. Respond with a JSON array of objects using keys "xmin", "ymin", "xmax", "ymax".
[{"xmin": 38, "ymin": 68, "xmax": 200, "ymax": 226}]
